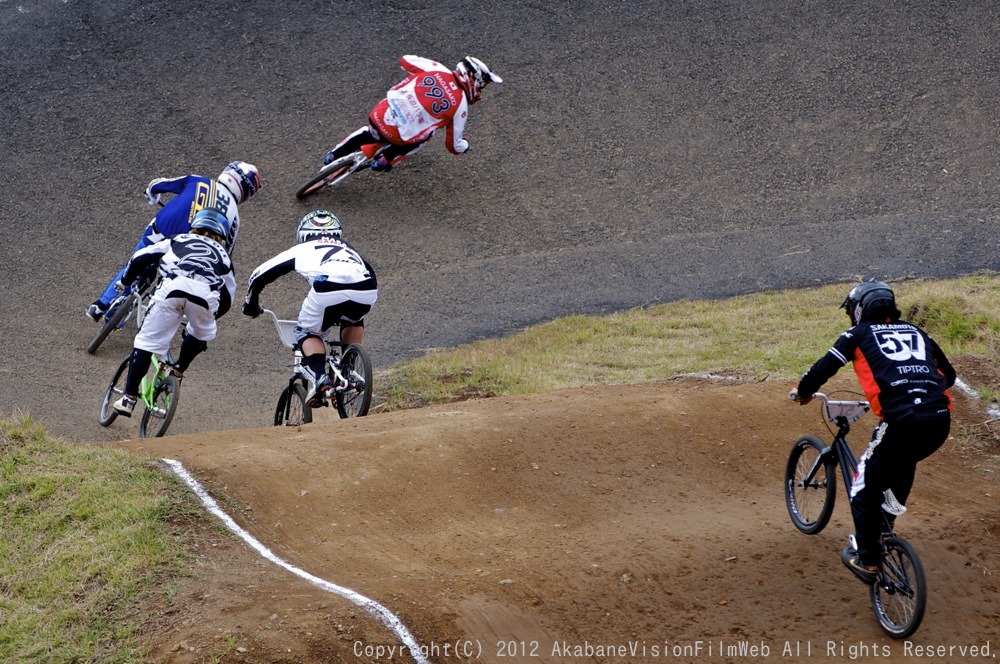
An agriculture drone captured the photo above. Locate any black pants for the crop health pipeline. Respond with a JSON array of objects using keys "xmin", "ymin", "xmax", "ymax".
[{"xmin": 850, "ymin": 414, "xmax": 950, "ymax": 565}]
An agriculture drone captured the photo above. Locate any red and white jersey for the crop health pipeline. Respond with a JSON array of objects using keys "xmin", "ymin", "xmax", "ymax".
[{"xmin": 369, "ymin": 55, "xmax": 470, "ymax": 154}]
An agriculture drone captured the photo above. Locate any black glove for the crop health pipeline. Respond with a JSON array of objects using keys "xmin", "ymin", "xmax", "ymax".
[{"xmin": 242, "ymin": 300, "xmax": 264, "ymax": 318}]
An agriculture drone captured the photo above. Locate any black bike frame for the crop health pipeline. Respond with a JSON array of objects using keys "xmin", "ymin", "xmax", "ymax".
[{"xmin": 806, "ymin": 418, "xmax": 860, "ymax": 499}]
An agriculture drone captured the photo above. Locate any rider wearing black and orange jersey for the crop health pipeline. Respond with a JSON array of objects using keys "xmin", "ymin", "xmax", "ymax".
[{"xmin": 795, "ymin": 278, "xmax": 955, "ymax": 584}]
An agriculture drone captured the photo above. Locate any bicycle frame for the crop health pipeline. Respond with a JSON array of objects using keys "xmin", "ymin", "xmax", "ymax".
[
  {"xmin": 138, "ymin": 353, "xmax": 174, "ymax": 412},
  {"xmin": 88, "ymin": 272, "xmax": 161, "ymax": 355},
  {"xmin": 786, "ymin": 390, "xmax": 926, "ymax": 636},
  {"xmin": 260, "ymin": 308, "xmax": 373, "ymax": 421},
  {"xmin": 263, "ymin": 308, "xmax": 349, "ymax": 387},
  {"xmin": 138, "ymin": 356, "xmax": 162, "ymax": 410},
  {"xmin": 794, "ymin": 391, "xmax": 868, "ymax": 497},
  {"xmin": 805, "ymin": 420, "xmax": 859, "ymax": 501},
  {"xmin": 295, "ymin": 143, "xmax": 394, "ymax": 200},
  {"xmin": 106, "ymin": 274, "xmax": 157, "ymax": 329}
]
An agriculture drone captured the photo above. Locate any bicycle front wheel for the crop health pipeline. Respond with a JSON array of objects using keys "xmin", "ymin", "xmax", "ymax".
[
  {"xmin": 139, "ymin": 375, "xmax": 180, "ymax": 438},
  {"xmin": 295, "ymin": 154, "xmax": 364, "ymax": 200},
  {"xmin": 870, "ymin": 536, "xmax": 927, "ymax": 638},
  {"xmin": 99, "ymin": 355, "xmax": 131, "ymax": 427},
  {"xmin": 784, "ymin": 435, "xmax": 837, "ymax": 534},
  {"xmin": 274, "ymin": 381, "xmax": 312, "ymax": 426},
  {"xmin": 87, "ymin": 293, "xmax": 136, "ymax": 355}
]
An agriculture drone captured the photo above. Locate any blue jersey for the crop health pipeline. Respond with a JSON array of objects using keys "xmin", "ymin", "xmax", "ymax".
[
  {"xmin": 94, "ymin": 174, "xmax": 242, "ymax": 308},
  {"xmin": 147, "ymin": 175, "xmax": 241, "ymax": 253}
]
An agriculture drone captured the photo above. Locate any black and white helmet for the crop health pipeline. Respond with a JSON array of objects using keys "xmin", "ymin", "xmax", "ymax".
[
  {"xmin": 453, "ymin": 56, "xmax": 502, "ymax": 104},
  {"xmin": 296, "ymin": 210, "xmax": 343, "ymax": 244},
  {"xmin": 841, "ymin": 278, "xmax": 896, "ymax": 325}
]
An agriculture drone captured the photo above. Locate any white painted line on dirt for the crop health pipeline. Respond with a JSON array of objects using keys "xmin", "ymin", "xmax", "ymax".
[
  {"xmin": 954, "ymin": 377, "xmax": 1000, "ymax": 419},
  {"xmin": 675, "ymin": 372, "xmax": 743, "ymax": 381},
  {"xmin": 162, "ymin": 458, "xmax": 430, "ymax": 664}
]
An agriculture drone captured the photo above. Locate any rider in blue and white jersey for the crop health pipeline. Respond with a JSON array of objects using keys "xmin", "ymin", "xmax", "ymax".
[{"xmin": 87, "ymin": 161, "xmax": 260, "ymax": 322}]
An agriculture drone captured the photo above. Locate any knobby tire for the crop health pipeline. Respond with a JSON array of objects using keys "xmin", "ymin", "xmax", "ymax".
[
  {"xmin": 99, "ymin": 356, "xmax": 131, "ymax": 427},
  {"xmin": 870, "ymin": 536, "xmax": 927, "ymax": 638},
  {"xmin": 139, "ymin": 375, "xmax": 180, "ymax": 438},
  {"xmin": 784, "ymin": 435, "xmax": 837, "ymax": 534},
  {"xmin": 335, "ymin": 343, "xmax": 373, "ymax": 418},
  {"xmin": 274, "ymin": 381, "xmax": 312, "ymax": 426},
  {"xmin": 87, "ymin": 293, "xmax": 136, "ymax": 355},
  {"xmin": 295, "ymin": 155, "xmax": 361, "ymax": 200}
]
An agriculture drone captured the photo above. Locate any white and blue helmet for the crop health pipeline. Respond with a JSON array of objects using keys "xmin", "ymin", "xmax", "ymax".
[{"xmin": 217, "ymin": 161, "xmax": 262, "ymax": 204}]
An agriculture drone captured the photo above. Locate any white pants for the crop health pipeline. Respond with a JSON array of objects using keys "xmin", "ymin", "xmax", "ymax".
[
  {"xmin": 134, "ymin": 275, "xmax": 219, "ymax": 354},
  {"xmin": 294, "ymin": 287, "xmax": 377, "ymax": 344}
]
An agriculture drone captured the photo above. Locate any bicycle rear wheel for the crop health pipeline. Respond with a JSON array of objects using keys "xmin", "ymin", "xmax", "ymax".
[
  {"xmin": 139, "ymin": 375, "xmax": 180, "ymax": 438},
  {"xmin": 87, "ymin": 293, "xmax": 137, "ymax": 355},
  {"xmin": 335, "ymin": 344, "xmax": 373, "ymax": 418},
  {"xmin": 274, "ymin": 381, "xmax": 312, "ymax": 426},
  {"xmin": 784, "ymin": 435, "xmax": 837, "ymax": 534},
  {"xmin": 295, "ymin": 154, "xmax": 364, "ymax": 199},
  {"xmin": 870, "ymin": 536, "xmax": 927, "ymax": 638},
  {"xmin": 99, "ymin": 355, "xmax": 131, "ymax": 427}
]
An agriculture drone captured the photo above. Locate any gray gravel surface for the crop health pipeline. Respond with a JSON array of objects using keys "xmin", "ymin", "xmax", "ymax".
[{"xmin": 1, "ymin": 0, "xmax": 996, "ymax": 440}]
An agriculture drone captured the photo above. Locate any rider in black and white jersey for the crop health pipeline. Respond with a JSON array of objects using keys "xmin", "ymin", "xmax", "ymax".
[
  {"xmin": 242, "ymin": 210, "xmax": 378, "ymax": 407},
  {"xmin": 112, "ymin": 207, "xmax": 238, "ymax": 417}
]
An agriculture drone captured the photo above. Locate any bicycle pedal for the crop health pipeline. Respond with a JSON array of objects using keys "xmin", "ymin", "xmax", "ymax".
[
  {"xmin": 307, "ymin": 393, "xmax": 330, "ymax": 408},
  {"xmin": 841, "ymin": 547, "xmax": 877, "ymax": 586}
]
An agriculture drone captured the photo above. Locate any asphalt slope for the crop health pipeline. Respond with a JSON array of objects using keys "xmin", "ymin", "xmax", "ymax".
[{"xmin": 0, "ymin": 0, "xmax": 997, "ymax": 438}]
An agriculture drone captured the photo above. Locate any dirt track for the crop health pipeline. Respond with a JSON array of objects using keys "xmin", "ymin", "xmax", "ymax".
[
  {"xmin": 120, "ymin": 378, "xmax": 1000, "ymax": 662},
  {"xmin": 2, "ymin": 0, "xmax": 999, "ymax": 661}
]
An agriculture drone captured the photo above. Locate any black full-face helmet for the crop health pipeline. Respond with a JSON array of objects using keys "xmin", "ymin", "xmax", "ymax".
[{"xmin": 841, "ymin": 278, "xmax": 896, "ymax": 325}]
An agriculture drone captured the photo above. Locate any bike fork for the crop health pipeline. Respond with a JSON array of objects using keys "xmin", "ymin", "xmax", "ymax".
[{"xmin": 800, "ymin": 445, "xmax": 835, "ymax": 488}]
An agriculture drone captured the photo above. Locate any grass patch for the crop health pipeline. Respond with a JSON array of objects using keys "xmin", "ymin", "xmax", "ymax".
[
  {"xmin": 0, "ymin": 414, "xmax": 194, "ymax": 663},
  {"xmin": 375, "ymin": 274, "xmax": 1000, "ymax": 410},
  {"xmin": 3, "ymin": 275, "xmax": 998, "ymax": 659}
]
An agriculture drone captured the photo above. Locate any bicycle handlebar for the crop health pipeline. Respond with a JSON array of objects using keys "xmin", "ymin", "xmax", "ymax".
[
  {"xmin": 789, "ymin": 389, "xmax": 870, "ymax": 425},
  {"xmin": 789, "ymin": 388, "xmax": 826, "ymax": 403},
  {"xmin": 262, "ymin": 308, "xmax": 299, "ymax": 350},
  {"xmin": 260, "ymin": 308, "xmax": 350, "ymax": 350}
]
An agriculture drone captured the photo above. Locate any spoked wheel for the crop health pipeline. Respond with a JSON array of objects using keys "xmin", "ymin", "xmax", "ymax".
[
  {"xmin": 274, "ymin": 381, "xmax": 312, "ymax": 426},
  {"xmin": 87, "ymin": 293, "xmax": 137, "ymax": 355},
  {"xmin": 99, "ymin": 356, "xmax": 131, "ymax": 427},
  {"xmin": 870, "ymin": 536, "xmax": 927, "ymax": 638},
  {"xmin": 335, "ymin": 344, "xmax": 373, "ymax": 418},
  {"xmin": 784, "ymin": 435, "xmax": 837, "ymax": 534},
  {"xmin": 295, "ymin": 154, "xmax": 364, "ymax": 200},
  {"xmin": 139, "ymin": 375, "xmax": 180, "ymax": 438}
]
